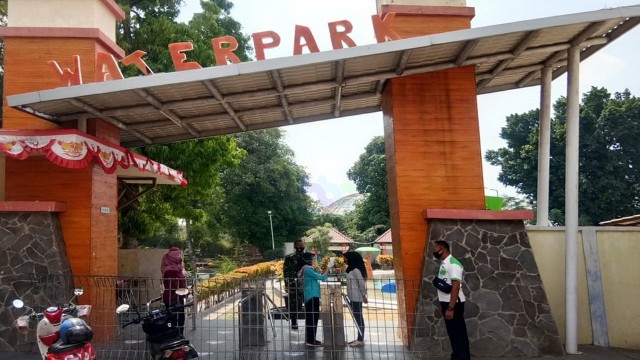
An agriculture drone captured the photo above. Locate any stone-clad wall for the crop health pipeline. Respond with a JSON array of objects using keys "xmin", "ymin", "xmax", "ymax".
[
  {"xmin": 412, "ymin": 219, "xmax": 564, "ymax": 357},
  {"xmin": 0, "ymin": 212, "xmax": 72, "ymax": 352}
]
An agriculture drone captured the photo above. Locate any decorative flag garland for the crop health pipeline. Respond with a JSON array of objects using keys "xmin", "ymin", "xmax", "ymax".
[{"xmin": 0, "ymin": 129, "xmax": 187, "ymax": 187}]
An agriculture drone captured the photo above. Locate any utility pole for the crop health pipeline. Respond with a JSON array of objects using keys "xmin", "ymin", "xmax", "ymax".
[{"xmin": 268, "ymin": 211, "xmax": 275, "ymax": 249}]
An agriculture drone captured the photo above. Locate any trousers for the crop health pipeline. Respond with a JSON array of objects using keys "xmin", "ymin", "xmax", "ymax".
[
  {"xmin": 440, "ymin": 301, "xmax": 470, "ymax": 360},
  {"xmin": 350, "ymin": 301, "xmax": 365, "ymax": 341},
  {"xmin": 305, "ymin": 297, "xmax": 320, "ymax": 343}
]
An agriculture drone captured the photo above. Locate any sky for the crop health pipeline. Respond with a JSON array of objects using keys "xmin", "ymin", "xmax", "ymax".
[{"xmin": 177, "ymin": 0, "xmax": 640, "ymax": 206}]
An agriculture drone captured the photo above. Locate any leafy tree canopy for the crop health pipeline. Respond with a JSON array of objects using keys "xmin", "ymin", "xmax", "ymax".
[
  {"xmin": 486, "ymin": 87, "xmax": 640, "ymax": 225},
  {"xmin": 220, "ymin": 129, "xmax": 314, "ymax": 252},
  {"xmin": 347, "ymin": 136, "xmax": 390, "ymax": 233},
  {"xmin": 116, "ymin": 0, "xmax": 252, "ymax": 77},
  {"xmin": 116, "ymin": 0, "xmax": 252, "ymax": 252},
  {"xmin": 303, "ymin": 223, "xmax": 333, "ymax": 255}
]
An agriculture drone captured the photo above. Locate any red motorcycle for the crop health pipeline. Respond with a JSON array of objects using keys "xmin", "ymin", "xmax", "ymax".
[{"xmin": 14, "ymin": 288, "xmax": 95, "ymax": 360}]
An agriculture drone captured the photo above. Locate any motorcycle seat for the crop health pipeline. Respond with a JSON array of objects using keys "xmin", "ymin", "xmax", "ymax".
[
  {"xmin": 159, "ymin": 338, "xmax": 190, "ymax": 351},
  {"xmin": 48, "ymin": 341, "xmax": 85, "ymax": 354}
]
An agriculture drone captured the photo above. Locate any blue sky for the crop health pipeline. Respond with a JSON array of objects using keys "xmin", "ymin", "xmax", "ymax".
[{"xmin": 178, "ymin": 0, "xmax": 640, "ymax": 205}]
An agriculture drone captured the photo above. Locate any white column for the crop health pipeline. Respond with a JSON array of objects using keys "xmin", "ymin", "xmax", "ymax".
[
  {"xmin": 537, "ymin": 67, "xmax": 552, "ymax": 226},
  {"xmin": 565, "ymin": 46, "xmax": 580, "ymax": 355}
]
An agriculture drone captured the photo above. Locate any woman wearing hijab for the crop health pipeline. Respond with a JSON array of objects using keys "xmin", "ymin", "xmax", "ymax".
[
  {"xmin": 344, "ymin": 251, "xmax": 368, "ymax": 347},
  {"xmin": 161, "ymin": 246, "xmax": 187, "ymax": 335}
]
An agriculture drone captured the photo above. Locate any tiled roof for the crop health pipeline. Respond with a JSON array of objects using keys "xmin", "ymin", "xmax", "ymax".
[
  {"xmin": 374, "ymin": 229, "xmax": 392, "ymax": 244},
  {"xmin": 600, "ymin": 214, "xmax": 640, "ymax": 226},
  {"xmin": 329, "ymin": 228, "xmax": 354, "ymax": 244}
]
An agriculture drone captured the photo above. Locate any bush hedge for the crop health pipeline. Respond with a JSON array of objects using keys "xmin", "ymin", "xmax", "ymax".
[{"xmin": 377, "ymin": 255, "xmax": 394, "ymax": 270}]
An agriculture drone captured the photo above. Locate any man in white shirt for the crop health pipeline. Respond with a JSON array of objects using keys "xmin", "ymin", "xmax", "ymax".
[{"xmin": 433, "ymin": 240, "xmax": 470, "ymax": 360}]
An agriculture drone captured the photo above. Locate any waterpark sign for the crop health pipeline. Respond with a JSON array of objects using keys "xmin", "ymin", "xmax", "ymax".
[{"xmin": 48, "ymin": 13, "xmax": 401, "ymax": 87}]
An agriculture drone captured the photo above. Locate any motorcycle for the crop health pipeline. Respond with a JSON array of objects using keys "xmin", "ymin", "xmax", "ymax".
[
  {"xmin": 116, "ymin": 288, "xmax": 198, "ymax": 360},
  {"xmin": 13, "ymin": 288, "xmax": 95, "ymax": 360}
]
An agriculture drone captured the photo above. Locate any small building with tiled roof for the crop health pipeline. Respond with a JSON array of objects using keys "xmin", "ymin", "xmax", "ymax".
[
  {"xmin": 328, "ymin": 228, "xmax": 354, "ymax": 253},
  {"xmin": 374, "ymin": 229, "xmax": 393, "ymax": 255}
]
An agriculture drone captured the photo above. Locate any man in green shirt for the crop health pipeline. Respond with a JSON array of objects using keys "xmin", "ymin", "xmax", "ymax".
[{"xmin": 433, "ymin": 240, "xmax": 470, "ymax": 360}]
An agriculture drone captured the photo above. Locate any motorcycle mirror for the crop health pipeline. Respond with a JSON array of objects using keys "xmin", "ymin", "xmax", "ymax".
[
  {"xmin": 73, "ymin": 288, "xmax": 84, "ymax": 296},
  {"xmin": 12, "ymin": 299, "xmax": 24, "ymax": 309},
  {"xmin": 116, "ymin": 304, "xmax": 130, "ymax": 313},
  {"xmin": 175, "ymin": 288, "xmax": 189, "ymax": 296}
]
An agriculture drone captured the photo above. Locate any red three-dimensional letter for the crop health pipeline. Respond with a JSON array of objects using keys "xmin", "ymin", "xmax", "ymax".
[
  {"xmin": 96, "ymin": 52, "xmax": 124, "ymax": 82},
  {"xmin": 212, "ymin": 36, "xmax": 242, "ymax": 66},
  {"xmin": 328, "ymin": 20, "xmax": 357, "ymax": 49},
  {"xmin": 121, "ymin": 50, "xmax": 154, "ymax": 75},
  {"xmin": 371, "ymin": 12, "xmax": 401, "ymax": 43},
  {"xmin": 48, "ymin": 56, "xmax": 83, "ymax": 87},
  {"xmin": 293, "ymin": 25, "xmax": 320, "ymax": 55},
  {"xmin": 168, "ymin": 42, "xmax": 203, "ymax": 71},
  {"xmin": 252, "ymin": 31, "xmax": 281, "ymax": 61}
]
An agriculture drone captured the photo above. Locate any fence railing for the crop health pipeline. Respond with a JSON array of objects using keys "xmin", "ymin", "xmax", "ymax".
[{"xmin": 4, "ymin": 274, "xmax": 424, "ymax": 359}]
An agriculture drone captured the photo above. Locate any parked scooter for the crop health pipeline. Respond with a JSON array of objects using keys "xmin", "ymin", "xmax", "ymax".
[
  {"xmin": 117, "ymin": 288, "xmax": 198, "ymax": 360},
  {"xmin": 13, "ymin": 288, "xmax": 95, "ymax": 360}
]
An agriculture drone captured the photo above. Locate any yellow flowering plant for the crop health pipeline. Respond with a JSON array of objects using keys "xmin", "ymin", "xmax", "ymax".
[{"xmin": 319, "ymin": 256, "xmax": 346, "ymax": 273}]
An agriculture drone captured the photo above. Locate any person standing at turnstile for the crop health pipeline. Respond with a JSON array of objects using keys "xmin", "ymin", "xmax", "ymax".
[
  {"xmin": 298, "ymin": 252, "xmax": 330, "ymax": 347},
  {"xmin": 344, "ymin": 251, "xmax": 367, "ymax": 347},
  {"xmin": 283, "ymin": 240, "xmax": 306, "ymax": 330}
]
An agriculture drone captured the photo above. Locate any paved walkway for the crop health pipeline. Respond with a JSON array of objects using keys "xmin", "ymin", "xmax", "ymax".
[{"xmin": 2, "ymin": 344, "xmax": 639, "ymax": 360}]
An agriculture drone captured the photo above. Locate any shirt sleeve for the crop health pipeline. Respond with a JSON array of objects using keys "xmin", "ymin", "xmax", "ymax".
[
  {"xmin": 355, "ymin": 269, "xmax": 367, "ymax": 297},
  {"xmin": 449, "ymin": 262, "xmax": 463, "ymax": 281},
  {"xmin": 306, "ymin": 267, "xmax": 328, "ymax": 281}
]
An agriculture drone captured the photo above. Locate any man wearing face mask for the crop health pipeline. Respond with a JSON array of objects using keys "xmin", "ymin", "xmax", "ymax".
[
  {"xmin": 433, "ymin": 240, "xmax": 470, "ymax": 360},
  {"xmin": 283, "ymin": 240, "xmax": 306, "ymax": 329}
]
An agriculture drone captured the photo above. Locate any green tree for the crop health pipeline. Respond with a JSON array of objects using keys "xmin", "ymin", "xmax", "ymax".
[
  {"xmin": 117, "ymin": 0, "xmax": 251, "ymax": 76},
  {"xmin": 119, "ymin": 138, "xmax": 244, "ymax": 250},
  {"xmin": 486, "ymin": 87, "xmax": 640, "ymax": 225},
  {"xmin": 302, "ymin": 223, "xmax": 332, "ymax": 255},
  {"xmin": 220, "ymin": 129, "xmax": 314, "ymax": 252},
  {"xmin": 347, "ymin": 136, "xmax": 390, "ymax": 232},
  {"xmin": 311, "ymin": 211, "xmax": 347, "ymax": 232},
  {"xmin": 115, "ymin": 0, "xmax": 251, "ymax": 253}
]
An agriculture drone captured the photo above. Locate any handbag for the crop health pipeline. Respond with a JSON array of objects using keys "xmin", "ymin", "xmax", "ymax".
[{"xmin": 432, "ymin": 277, "xmax": 452, "ymax": 294}]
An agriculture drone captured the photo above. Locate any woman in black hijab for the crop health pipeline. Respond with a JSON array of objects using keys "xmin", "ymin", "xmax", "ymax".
[{"xmin": 343, "ymin": 251, "xmax": 367, "ymax": 346}]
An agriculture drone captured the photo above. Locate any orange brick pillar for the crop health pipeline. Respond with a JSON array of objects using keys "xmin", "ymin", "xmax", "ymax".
[
  {"xmin": 1, "ymin": 0, "xmax": 126, "ymax": 339},
  {"xmin": 377, "ymin": 1, "xmax": 486, "ymax": 343}
]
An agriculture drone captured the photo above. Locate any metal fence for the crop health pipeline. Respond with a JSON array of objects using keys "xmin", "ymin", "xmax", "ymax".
[{"xmin": 6, "ymin": 274, "xmax": 423, "ymax": 359}]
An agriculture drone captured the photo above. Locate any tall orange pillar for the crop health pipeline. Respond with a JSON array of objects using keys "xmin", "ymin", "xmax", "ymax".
[
  {"xmin": 1, "ymin": 0, "xmax": 126, "ymax": 337},
  {"xmin": 378, "ymin": 0, "xmax": 486, "ymax": 343}
]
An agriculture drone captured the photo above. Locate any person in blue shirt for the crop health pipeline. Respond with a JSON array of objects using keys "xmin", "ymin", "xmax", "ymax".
[{"xmin": 299, "ymin": 252, "xmax": 329, "ymax": 347}]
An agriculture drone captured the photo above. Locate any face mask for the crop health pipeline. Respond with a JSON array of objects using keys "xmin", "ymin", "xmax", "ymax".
[
  {"xmin": 295, "ymin": 247, "xmax": 305, "ymax": 254},
  {"xmin": 433, "ymin": 251, "xmax": 443, "ymax": 260}
]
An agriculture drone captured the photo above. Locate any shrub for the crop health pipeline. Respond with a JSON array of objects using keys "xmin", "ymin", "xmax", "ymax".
[
  {"xmin": 211, "ymin": 256, "xmax": 238, "ymax": 275},
  {"xmin": 378, "ymin": 255, "xmax": 394, "ymax": 270},
  {"xmin": 196, "ymin": 260, "xmax": 281, "ymax": 300},
  {"xmin": 263, "ymin": 248, "xmax": 285, "ymax": 261},
  {"xmin": 319, "ymin": 256, "xmax": 346, "ymax": 272}
]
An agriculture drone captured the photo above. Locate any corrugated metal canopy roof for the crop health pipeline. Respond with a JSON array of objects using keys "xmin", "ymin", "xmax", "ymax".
[{"xmin": 7, "ymin": 6, "xmax": 640, "ymax": 148}]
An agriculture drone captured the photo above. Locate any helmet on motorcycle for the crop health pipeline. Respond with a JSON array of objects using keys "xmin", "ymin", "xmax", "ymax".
[{"xmin": 59, "ymin": 318, "xmax": 94, "ymax": 344}]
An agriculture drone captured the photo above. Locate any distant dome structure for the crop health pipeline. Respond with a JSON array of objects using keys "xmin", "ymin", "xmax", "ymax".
[{"xmin": 324, "ymin": 193, "xmax": 364, "ymax": 215}]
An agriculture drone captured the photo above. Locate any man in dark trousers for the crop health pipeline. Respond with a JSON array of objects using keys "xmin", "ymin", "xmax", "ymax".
[
  {"xmin": 433, "ymin": 240, "xmax": 471, "ymax": 360},
  {"xmin": 283, "ymin": 240, "xmax": 306, "ymax": 329}
]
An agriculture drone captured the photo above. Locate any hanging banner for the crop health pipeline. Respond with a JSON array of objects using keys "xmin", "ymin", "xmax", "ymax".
[{"xmin": 0, "ymin": 129, "xmax": 187, "ymax": 187}]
